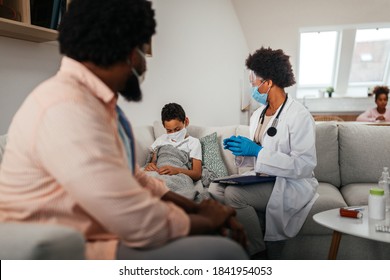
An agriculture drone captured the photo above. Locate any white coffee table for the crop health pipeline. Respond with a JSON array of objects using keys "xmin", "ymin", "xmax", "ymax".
[{"xmin": 313, "ymin": 206, "xmax": 390, "ymax": 259}]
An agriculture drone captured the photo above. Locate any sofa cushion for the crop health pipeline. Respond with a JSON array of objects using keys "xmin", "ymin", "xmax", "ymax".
[
  {"xmin": 133, "ymin": 125, "xmax": 155, "ymax": 167},
  {"xmin": 153, "ymin": 120, "xmax": 166, "ymax": 138},
  {"xmin": 340, "ymin": 183, "xmax": 373, "ymax": 206},
  {"xmin": 300, "ymin": 183, "xmax": 347, "ymax": 235},
  {"xmin": 314, "ymin": 123, "xmax": 340, "ymax": 187},
  {"xmin": 235, "ymin": 125, "xmax": 256, "ymax": 174},
  {"xmin": 339, "ymin": 124, "xmax": 390, "ymax": 186},
  {"xmin": 0, "ymin": 223, "xmax": 85, "ymax": 260},
  {"xmin": 236, "ymin": 125, "xmax": 250, "ymax": 137}
]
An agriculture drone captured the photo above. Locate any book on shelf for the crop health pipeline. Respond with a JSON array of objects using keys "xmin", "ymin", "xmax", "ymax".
[
  {"xmin": 49, "ymin": 0, "xmax": 61, "ymax": 29},
  {"xmin": 30, "ymin": 0, "xmax": 66, "ymax": 30}
]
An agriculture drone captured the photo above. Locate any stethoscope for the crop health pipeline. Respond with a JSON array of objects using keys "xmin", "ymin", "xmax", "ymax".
[{"xmin": 259, "ymin": 94, "xmax": 288, "ymax": 137}]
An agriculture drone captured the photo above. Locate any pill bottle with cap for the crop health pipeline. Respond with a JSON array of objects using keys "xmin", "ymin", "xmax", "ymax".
[{"xmin": 368, "ymin": 188, "xmax": 385, "ymax": 220}]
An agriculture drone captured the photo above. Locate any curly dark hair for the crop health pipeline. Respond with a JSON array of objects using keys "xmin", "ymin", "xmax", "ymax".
[
  {"xmin": 245, "ymin": 47, "xmax": 296, "ymax": 88},
  {"xmin": 58, "ymin": 0, "xmax": 156, "ymax": 67},
  {"xmin": 161, "ymin": 103, "xmax": 186, "ymax": 124},
  {"xmin": 373, "ymin": 86, "xmax": 389, "ymax": 101}
]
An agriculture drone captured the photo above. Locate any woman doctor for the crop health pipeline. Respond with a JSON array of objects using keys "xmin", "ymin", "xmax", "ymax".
[{"xmin": 209, "ymin": 47, "xmax": 319, "ymax": 259}]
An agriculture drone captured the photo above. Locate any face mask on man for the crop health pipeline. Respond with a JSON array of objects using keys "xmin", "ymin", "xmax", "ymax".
[
  {"xmin": 167, "ymin": 127, "xmax": 187, "ymax": 142},
  {"xmin": 251, "ymin": 81, "xmax": 270, "ymax": 105},
  {"xmin": 132, "ymin": 68, "xmax": 146, "ymax": 85},
  {"xmin": 119, "ymin": 73, "xmax": 142, "ymax": 102},
  {"xmin": 132, "ymin": 48, "xmax": 147, "ymax": 84},
  {"xmin": 119, "ymin": 48, "xmax": 146, "ymax": 102}
]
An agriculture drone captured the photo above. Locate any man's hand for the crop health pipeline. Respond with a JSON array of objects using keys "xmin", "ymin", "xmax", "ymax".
[
  {"xmin": 221, "ymin": 217, "xmax": 247, "ymax": 249},
  {"xmin": 145, "ymin": 162, "xmax": 158, "ymax": 171},
  {"xmin": 187, "ymin": 199, "xmax": 248, "ymax": 249},
  {"xmin": 158, "ymin": 165, "xmax": 179, "ymax": 175},
  {"xmin": 197, "ymin": 199, "xmax": 235, "ymax": 230}
]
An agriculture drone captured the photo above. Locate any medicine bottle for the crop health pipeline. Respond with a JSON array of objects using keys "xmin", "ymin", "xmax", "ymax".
[
  {"xmin": 378, "ymin": 167, "xmax": 390, "ymax": 211},
  {"xmin": 368, "ymin": 188, "xmax": 385, "ymax": 220}
]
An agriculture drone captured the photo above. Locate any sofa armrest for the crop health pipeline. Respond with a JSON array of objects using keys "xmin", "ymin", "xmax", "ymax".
[{"xmin": 0, "ymin": 223, "xmax": 85, "ymax": 260}]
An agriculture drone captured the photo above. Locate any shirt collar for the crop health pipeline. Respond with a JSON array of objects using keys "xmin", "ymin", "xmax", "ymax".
[{"xmin": 59, "ymin": 56, "xmax": 116, "ymax": 104}]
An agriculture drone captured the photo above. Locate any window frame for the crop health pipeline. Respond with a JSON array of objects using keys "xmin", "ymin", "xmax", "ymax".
[
  {"xmin": 297, "ymin": 29, "xmax": 341, "ymax": 89},
  {"xmin": 296, "ymin": 23, "xmax": 390, "ymax": 98}
]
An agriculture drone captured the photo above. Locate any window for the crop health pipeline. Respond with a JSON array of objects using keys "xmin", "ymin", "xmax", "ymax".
[
  {"xmin": 297, "ymin": 25, "xmax": 390, "ymax": 98},
  {"xmin": 349, "ymin": 28, "xmax": 390, "ymax": 84},
  {"xmin": 298, "ymin": 31, "xmax": 339, "ymax": 87}
]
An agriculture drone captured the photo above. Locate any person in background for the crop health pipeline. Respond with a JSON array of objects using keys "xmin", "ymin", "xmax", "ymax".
[
  {"xmin": 356, "ymin": 86, "xmax": 390, "ymax": 122},
  {"xmin": 0, "ymin": 0, "xmax": 247, "ymax": 260},
  {"xmin": 144, "ymin": 103, "xmax": 205, "ymax": 200},
  {"xmin": 209, "ymin": 47, "xmax": 319, "ymax": 259},
  {"xmin": 146, "ymin": 103, "xmax": 202, "ymax": 181}
]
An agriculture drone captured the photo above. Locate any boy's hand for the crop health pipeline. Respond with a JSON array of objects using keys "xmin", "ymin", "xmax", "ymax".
[
  {"xmin": 158, "ymin": 165, "xmax": 179, "ymax": 175},
  {"xmin": 145, "ymin": 162, "xmax": 158, "ymax": 171}
]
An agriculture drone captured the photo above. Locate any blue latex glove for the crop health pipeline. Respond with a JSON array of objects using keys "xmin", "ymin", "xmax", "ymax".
[
  {"xmin": 223, "ymin": 135, "xmax": 262, "ymax": 157},
  {"xmin": 223, "ymin": 135, "xmax": 237, "ymax": 147}
]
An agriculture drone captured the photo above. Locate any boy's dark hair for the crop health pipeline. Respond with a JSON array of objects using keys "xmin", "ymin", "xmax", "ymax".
[
  {"xmin": 58, "ymin": 0, "xmax": 156, "ymax": 67},
  {"xmin": 161, "ymin": 103, "xmax": 186, "ymax": 124},
  {"xmin": 245, "ymin": 47, "xmax": 296, "ymax": 88},
  {"xmin": 373, "ymin": 86, "xmax": 389, "ymax": 101}
]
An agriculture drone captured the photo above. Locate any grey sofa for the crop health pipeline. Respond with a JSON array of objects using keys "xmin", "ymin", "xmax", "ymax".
[
  {"xmin": 0, "ymin": 135, "xmax": 85, "ymax": 260},
  {"xmin": 1, "ymin": 122, "xmax": 390, "ymax": 259},
  {"xmin": 281, "ymin": 122, "xmax": 390, "ymax": 259},
  {"xmin": 133, "ymin": 121, "xmax": 390, "ymax": 259}
]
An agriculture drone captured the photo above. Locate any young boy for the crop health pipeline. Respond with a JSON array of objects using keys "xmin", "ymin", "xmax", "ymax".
[{"xmin": 145, "ymin": 103, "xmax": 202, "ymax": 182}]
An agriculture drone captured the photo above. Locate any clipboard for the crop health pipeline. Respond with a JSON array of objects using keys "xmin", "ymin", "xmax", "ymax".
[{"xmin": 213, "ymin": 175, "xmax": 276, "ymax": 185}]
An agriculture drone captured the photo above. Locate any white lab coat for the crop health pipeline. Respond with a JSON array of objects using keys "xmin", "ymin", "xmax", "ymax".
[{"xmin": 238, "ymin": 97, "xmax": 319, "ymax": 241}]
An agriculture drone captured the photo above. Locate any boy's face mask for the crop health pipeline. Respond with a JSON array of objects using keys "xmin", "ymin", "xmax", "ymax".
[{"xmin": 167, "ymin": 127, "xmax": 187, "ymax": 142}]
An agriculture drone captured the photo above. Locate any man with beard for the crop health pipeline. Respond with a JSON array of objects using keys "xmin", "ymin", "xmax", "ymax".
[{"xmin": 0, "ymin": 0, "xmax": 248, "ymax": 260}]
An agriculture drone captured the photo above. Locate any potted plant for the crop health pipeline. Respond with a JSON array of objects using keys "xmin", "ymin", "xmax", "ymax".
[{"xmin": 326, "ymin": 87, "xmax": 334, "ymax": 98}]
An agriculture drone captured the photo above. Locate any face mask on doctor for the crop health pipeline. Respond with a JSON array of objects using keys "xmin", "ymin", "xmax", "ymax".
[
  {"xmin": 167, "ymin": 127, "xmax": 187, "ymax": 142},
  {"xmin": 252, "ymin": 80, "xmax": 270, "ymax": 105}
]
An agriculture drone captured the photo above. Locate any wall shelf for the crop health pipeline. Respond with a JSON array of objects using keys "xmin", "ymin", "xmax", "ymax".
[
  {"xmin": 0, "ymin": 17, "xmax": 57, "ymax": 42},
  {"xmin": 0, "ymin": 0, "xmax": 64, "ymax": 43}
]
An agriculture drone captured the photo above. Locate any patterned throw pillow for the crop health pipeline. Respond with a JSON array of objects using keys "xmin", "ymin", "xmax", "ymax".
[{"xmin": 199, "ymin": 132, "xmax": 228, "ymax": 178}]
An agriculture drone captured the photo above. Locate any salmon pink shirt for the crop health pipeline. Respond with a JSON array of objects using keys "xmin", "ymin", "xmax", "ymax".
[{"xmin": 0, "ymin": 57, "xmax": 190, "ymax": 259}]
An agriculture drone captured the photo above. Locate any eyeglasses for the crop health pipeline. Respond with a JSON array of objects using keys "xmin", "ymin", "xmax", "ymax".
[{"xmin": 249, "ymin": 70, "xmax": 264, "ymax": 86}]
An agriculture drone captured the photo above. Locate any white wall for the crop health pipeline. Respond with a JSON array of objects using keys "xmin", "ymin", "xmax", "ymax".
[
  {"xmin": 0, "ymin": 37, "xmax": 61, "ymax": 134},
  {"xmin": 232, "ymin": 0, "xmax": 390, "ymax": 97},
  {"xmin": 119, "ymin": 0, "xmax": 249, "ymax": 127},
  {"xmin": 3, "ymin": 0, "xmax": 388, "ymax": 133},
  {"xmin": 0, "ymin": 0, "xmax": 249, "ymax": 134}
]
